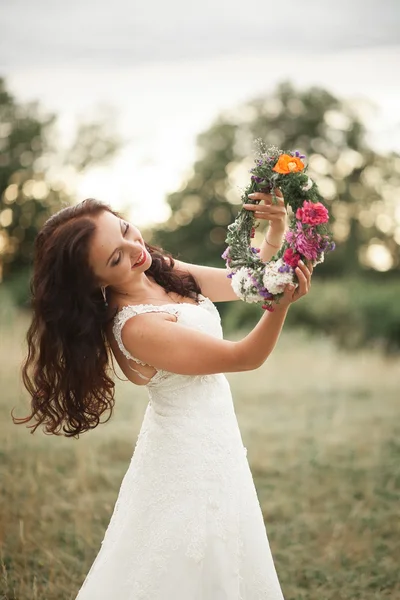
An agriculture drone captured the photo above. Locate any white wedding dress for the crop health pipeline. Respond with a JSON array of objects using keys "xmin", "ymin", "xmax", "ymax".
[{"xmin": 76, "ymin": 294, "xmax": 284, "ymax": 599}]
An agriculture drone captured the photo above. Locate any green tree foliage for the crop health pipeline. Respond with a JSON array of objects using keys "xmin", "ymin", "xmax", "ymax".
[
  {"xmin": 151, "ymin": 82, "xmax": 400, "ymax": 276},
  {"xmin": 0, "ymin": 77, "xmax": 120, "ymax": 288}
]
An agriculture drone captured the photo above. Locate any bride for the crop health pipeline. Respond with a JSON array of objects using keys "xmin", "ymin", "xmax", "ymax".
[{"xmin": 16, "ymin": 191, "xmax": 312, "ymax": 599}]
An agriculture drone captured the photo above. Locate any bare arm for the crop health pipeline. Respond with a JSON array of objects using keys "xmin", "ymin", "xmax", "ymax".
[
  {"xmin": 121, "ymin": 261, "xmax": 312, "ymax": 376},
  {"xmin": 173, "ymin": 259, "xmax": 240, "ymax": 302},
  {"xmin": 172, "ymin": 189, "xmax": 288, "ymax": 301}
]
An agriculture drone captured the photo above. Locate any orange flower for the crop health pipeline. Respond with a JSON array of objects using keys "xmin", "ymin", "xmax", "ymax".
[{"xmin": 273, "ymin": 154, "xmax": 305, "ymax": 174}]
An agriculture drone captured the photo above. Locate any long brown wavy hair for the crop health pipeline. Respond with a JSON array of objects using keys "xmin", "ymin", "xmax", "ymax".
[{"xmin": 12, "ymin": 198, "xmax": 201, "ymax": 438}]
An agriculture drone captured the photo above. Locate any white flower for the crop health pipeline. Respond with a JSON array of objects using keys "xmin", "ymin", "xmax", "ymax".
[
  {"xmin": 262, "ymin": 259, "xmax": 294, "ymax": 295},
  {"xmin": 312, "ymin": 253, "xmax": 325, "ymax": 266},
  {"xmin": 231, "ymin": 267, "xmax": 263, "ymax": 303},
  {"xmin": 302, "ymin": 177, "xmax": 313, "ymax": 192}
]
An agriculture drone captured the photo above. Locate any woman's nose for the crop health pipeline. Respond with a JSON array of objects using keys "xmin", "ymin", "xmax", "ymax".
[{"xmin": 127, "ymin": 241, "xmax": 143, "ymax": 258}]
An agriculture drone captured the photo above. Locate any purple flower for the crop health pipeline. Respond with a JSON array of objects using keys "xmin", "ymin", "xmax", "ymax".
[
  {"xmin": 319, "ymin": 239, "xmax": 331, "ymax": 252},
  {"xmin": 251, "ymin": 175, "xmax": 264, "ymax": 183},
  {"xmin": 294, "ymin": 150, "xmax": 306, "ymax": 159},
  {"xmin": 227, "ymin": 272, "xmax": 233, "ymax": 279},
  {"xmin": 262, "ymin": 290, "xmax": 274, "ymax": 299},
  {"xmin": 295, "ymin": 232, "xmax": 322, "ymax": 261},
  {"xmin": 221, "ymin": 247, "xmax": 231, "ymax": 260},
  {"xmin": 278, "ymin": 264, "xmax": 292, "ymax": 273},
  {"xmin": 285, "ymin": 229, "xmax": 295, "ymax": 245}
]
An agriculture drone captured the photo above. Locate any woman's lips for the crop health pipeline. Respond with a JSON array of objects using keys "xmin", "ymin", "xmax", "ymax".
[{"xmin": 132, "ymin": 249, "xmax": 147, "ymax": 268}]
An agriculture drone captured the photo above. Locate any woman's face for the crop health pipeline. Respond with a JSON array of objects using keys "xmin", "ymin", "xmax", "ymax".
[{"xmin": 88, "ymin": 210, "xmax": 152, "ymax": 288}]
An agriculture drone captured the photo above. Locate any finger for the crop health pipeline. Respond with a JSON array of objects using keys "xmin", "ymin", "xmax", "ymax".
[
  {"xmin": 247, "ymin": 193, "xmax": 272, "ymax": 205},
  {"xmin": 244, "ymin": 205, "xmax": 286, "ymax": 216},
  {"xmin": 253, "ymin": 205, "xmax": 286, "ymax": 214},
  {"xmin": 299, "ymin": 260, "xmax": 312, "ymax": 286},
  {"xmin": 271, "ymin": 188, "xmax": 285, "ymax": 205},
  {"xmin": 248, "ymin": 190, "xmax": 284, "ymax": 202},
  {"xmin": 282, "ymin": 282, "xmax": 296, "ymax": 301},
  {"xmin": 255, "ymin": 213, "xmax": 285, "ymax": 222},
  {"xmin": 296, "ymin": 261, "xmax": 311, "ymax": 287},
  {"xmin": 248, "ymin": 192, "xmax": 285, "ymax": 206},
  {"xmin": 273, "ymin": 188, "xmax": 284, "ymax": 199},
  {"xmin": 263, "ymin": 208, "xmax": 287, "ymax": 217},
  {"xmin": 299, "ymin": 267, "xmax": 311, "ymax": 293},
  {"xmin": 294, "ymin": 264, "xmax": 309, "ymax": 296},
  {"xmin": 253, "ymin": 209, "xmax": 285, "ymax": 219}
]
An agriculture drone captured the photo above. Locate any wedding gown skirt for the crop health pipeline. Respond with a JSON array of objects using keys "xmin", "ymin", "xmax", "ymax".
[{"xmin": 76, "ymin": 295, "xmax": 284, "ymax": 599}]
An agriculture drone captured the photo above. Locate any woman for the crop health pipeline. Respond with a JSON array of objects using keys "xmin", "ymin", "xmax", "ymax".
[{"xmin": 15, "ymin": 191, "xmax": 312, "ymax": 599}]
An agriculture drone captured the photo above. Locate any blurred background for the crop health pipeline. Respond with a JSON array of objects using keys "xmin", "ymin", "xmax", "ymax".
[{"xmin": 0, "ymin": 1, "xmax": 399, "ymax": 599}]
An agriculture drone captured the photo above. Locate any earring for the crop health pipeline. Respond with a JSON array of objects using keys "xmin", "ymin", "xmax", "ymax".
[{"xmin": 101, "ymin": 285, "xmax": 108, "ymax": 307}]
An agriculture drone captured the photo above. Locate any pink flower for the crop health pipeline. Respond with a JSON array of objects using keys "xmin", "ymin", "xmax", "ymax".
[
  {"xmin": 262, "ymin": 304, "xmax": 275, "ymax": 312},
  {"xmin": 296, "ymin": 201, "xmax": 329, "ymax": 226},
  {"xmin": 288, "ymin": 223, "xmax": 320, "ymax": 260},
  {"xmin": 294, "ymin": 231, "xmax": 320, "ymax": 261},
  {"xmin": 285, "ymin": 220, "xmax": 328, "ymax": 261},
  {"xmin": 283, "ymin": 248, "xmax": 301, "ymax": 268}
]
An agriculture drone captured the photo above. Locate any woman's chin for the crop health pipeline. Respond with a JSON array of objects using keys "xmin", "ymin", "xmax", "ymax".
[{"xmin": 143, "ymin": 257, "xmax": 152, "ymax": 272}]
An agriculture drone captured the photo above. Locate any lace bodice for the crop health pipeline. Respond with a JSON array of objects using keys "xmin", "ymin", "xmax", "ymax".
[{"xmin": 111, "ymin": 294, "xmax": 222, "ymax": 386}]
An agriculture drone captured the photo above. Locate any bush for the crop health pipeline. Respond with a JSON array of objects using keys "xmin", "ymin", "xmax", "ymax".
[{"xmin": 220, "ymin": 277, "xmax": 400, "ymax": 353}]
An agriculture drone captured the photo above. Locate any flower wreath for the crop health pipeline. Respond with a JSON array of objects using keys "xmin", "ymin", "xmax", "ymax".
[{"xmin": 222, "ymin": 142, "xmax": 335, "ymax": 311}]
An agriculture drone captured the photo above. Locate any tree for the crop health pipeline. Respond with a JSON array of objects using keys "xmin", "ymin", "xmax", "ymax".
[
  {"xmin": 150, "ymin": 82, "xmax": 400, "ymax": 276},
  {"xmin": 0, "ymin": 77, "xmax": 120, "ymax": 287}
]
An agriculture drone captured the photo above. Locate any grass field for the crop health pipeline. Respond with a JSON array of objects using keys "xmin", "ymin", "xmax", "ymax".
[{"xmin": 1, "ymin": 310, "xmax": 399, "ymax": 599}]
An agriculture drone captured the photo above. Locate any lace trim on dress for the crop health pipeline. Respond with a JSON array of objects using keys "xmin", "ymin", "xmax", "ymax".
[
  {"xmin": 112, "ymin": 304, "xmax": 181, "ymax": 367},
  {"xmin": 111, "ymin": 294, "xmax": 209, "ymax": 382}
]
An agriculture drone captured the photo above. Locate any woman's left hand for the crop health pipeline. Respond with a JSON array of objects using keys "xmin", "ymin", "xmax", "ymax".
[{"xmin": 243, "ymin": 188, "xmax": 287, "ymax": 232}]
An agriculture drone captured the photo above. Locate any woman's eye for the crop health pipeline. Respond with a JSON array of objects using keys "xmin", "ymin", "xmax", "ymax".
[
  {"xmin": 112, "ymin": 253, "xmax": 121, "ymax": 267},
  {"xmin": 111, "ymin": 223, "xmax": 129, "ymax": 266}
]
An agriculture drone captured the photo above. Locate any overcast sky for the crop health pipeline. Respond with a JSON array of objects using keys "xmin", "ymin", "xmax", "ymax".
[{"xmin": 1, "ymin": 0, "xmax": 399, "ymax": 68}]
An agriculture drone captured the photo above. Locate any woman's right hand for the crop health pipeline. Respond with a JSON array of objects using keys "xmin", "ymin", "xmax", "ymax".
[{"xmin": 277, "ymin": 260, "xmax": 313, "ymax": 308}]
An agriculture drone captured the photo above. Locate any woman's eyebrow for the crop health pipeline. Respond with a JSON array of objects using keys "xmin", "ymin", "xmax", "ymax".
[{"xmin": 106, "ymin": 220, "xmax": 123, "ymax": 266}]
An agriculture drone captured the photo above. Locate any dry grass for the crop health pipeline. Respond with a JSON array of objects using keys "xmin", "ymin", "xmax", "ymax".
[{"xmin": 0, "ymin": 312, "xmax": 399, "ymax": 599}]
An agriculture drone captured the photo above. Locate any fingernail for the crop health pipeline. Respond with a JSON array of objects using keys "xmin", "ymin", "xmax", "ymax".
[{"xmin": 248, "ymin": 193, "xmax": 256, "ymax": 198}]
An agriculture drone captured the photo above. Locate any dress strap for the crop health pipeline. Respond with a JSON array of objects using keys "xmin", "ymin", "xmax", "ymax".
[{"xmin": 112, "ymin": 304, "xmax": 180, "ymax": 369}]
